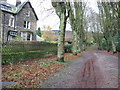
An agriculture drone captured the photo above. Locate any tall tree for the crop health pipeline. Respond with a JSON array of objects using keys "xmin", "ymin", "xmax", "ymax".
[
  {"xmin": 0, "ymin": 9, "xmax": 2, "ymax": 89},
  {"xmin": 68, "ymin": 2, "xmax": 86, "ymax": 54},
  {"xmin": 97, "ymin": 2, "xmax": 119, "ymax": 53},
  {"xmin": 52, "ymin": 2, "xmax": 70, "ymax": 62},
  {"xmin": 36, "ymin": 27, "xmax": 42, "ymax": 37},
  {"xmin": 0, "ymin": 9, "xmax": 2, "ymax": 43},
  {"xmin": 68, "ymin": 2, "xmax": 78, "ymax": 55},
  {"xmin": 41, "ymin": 25, "xmax": 54, "ymax": 41}
]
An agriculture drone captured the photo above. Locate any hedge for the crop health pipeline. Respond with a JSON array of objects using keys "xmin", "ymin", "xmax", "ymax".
[
  {"xmin": 2, "ymin": 41, "xmax": 57, "ymax": 65},
  {"xmin": 64, "ymin": 44, "xmax": 72, "ymax": 53},
  {"xmin": 2, "ymin": 41, "xmax": 57, "ymax": 53}
]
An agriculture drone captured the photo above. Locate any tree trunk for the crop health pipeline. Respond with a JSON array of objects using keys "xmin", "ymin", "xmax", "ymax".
[
  {"xmin": 0, "ymin": 10, "xmax": 2, "ymax": 43},
  {"xmin": 72, "ymin": 30, "xmax": 78, "ymax": 55},
  {"xmin": 0, "ymin": 10, "xmax": 2, "ymax": 89},
  {"xmin": 111, "ymin": 37, "xmax": 117, "ymax": 53},
  {"xmin": 57, "ymin": 13, "xmax": 66, "ymax": 62},
  {"xmin": 68, "ymin": 3, "xmax": 79, "ymax": 55},
  {"xmin": 104, "ymin": 36, "xmax": 110, "ymax": 52},
  {"xmin": 52, "ymin": 2, "xmax": 69, "ymax": 62}
]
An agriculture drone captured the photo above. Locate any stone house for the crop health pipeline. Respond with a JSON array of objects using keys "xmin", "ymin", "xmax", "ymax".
[{"xmin": 0, "ymin": 0, "xmax": 38, "ymax": 43}]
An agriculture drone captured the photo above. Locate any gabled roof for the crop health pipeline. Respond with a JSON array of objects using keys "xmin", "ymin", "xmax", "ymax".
[
  {"xmin": 0, "ymin": 0, "xmax": 38, "ymax": 20},
  {"xmin": 16, "ymin": 0, "xmax": 38, "ymax": 20}
]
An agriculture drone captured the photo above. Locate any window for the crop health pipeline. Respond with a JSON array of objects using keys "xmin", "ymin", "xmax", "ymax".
[
  {"xmin": 21, "ymin": 32, "xmax": 27, "ymax": 41},
  {"xmin": 26, "ymin": 11, "xmax": 30, "ymax": 17},
  {"xmin": 24, "ymin": 21, "xmax": 30, "ymax": 29},
  {"xmin": 21, "ymin": 32, "xmax": 32, "ymax": 41},
  {"xmin": 5, "ymin": 6, "xmax": 11, "ymax": 11},
  {"xmin": 27, "ymin": 33, "xmax": 32, "ymax": 41},
  {"xmin": 8, "ymin": 35, "xmax": 12, "ymax": 41},
  {"xmin": 27, "ymin": 33, "xmax": 31, "ymax": 40},
  {"xmin": 0, "ymin": 5, "xmax": 5, "ymax": 9},
  {"xmin": 9, "ymin": 16, "xmax": 14, "ymax": 27}
]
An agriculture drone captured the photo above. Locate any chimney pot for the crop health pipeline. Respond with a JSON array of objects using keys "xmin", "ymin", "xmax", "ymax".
[{"xmin": 16, "ymin": 0, "xmax": 21, "ymax": 6}]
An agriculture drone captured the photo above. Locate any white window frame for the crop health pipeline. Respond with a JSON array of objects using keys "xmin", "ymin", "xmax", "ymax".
[
  {"xmin": 30, "ymin": 34, "xmax": 32, "ymax": 41},
  {"xmin": 26, "ymin": 11, "xmax": 30, "ymax": 17},
  {"xmin": 21, "ymin": 32, "xmax": 27, "ymax": 41},
  {"xmin": 9, "ymin": 15, "xmax": 14, "ymax": 27},
  {"xmin": 24, "ymin": 21, "xmax": 30, "ymax": 29},
  {"xmin": 8, "ymin": 35, "xmax": 12, "ymax": 41}
]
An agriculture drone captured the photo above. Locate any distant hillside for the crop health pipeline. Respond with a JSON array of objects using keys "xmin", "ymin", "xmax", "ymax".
[
  {"xmin": 52, "ymin": 30, "xmax": 59, "ymax": 35},
  {"xmin": 52, "ymin": 30, "xmax": 73, "ymax": 41}
]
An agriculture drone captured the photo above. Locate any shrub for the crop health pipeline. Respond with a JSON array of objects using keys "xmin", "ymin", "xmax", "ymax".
[
  {"xmin": 12, "ymin": 36, "xmax": 22, "ymax": 40},
  {"xmin": 2, "ymin": 41, "xmax": 57, "ymax": 53},
  {"xmin": 101, "ymin": 39, "xmax": 107, "ymax": 50},
  {"xmin": 2, "ymin": 50, "xmax": 57, "ymax": 65},
  {"xmin": 64, "ymin": 44, "xmax": 72, "ymax": 53},
  {"xmin": 116, "ymin": 41, "xmax": 120, "ymax": 52}
]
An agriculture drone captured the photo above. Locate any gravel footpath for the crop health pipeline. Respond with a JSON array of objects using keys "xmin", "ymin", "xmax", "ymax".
[
  {"xmin": 94, "ymin": 51, "xmax": 118, "ymax": 88},
  {"xmin": 41, "ymin": 50, "xmax": 118, "ymax": 88}
]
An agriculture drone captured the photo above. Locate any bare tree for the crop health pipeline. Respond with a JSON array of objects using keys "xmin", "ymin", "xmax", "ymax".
[{"xmin": 52, "ymin": 1, "xmax": 70, "ymax": 62}]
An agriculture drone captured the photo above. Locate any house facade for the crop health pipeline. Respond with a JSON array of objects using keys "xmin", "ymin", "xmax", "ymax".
[{"xmin": 0, "ymin": 0, "xmax": 38, "ymax": 42}]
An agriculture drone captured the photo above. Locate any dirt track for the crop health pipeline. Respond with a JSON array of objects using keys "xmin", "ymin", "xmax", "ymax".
[{"xmin": 41, "ymin": 50, "xmax": 118, "ymax": 88}]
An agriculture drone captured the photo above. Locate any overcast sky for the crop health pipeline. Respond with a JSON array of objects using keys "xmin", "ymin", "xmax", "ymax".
[{"xmin": 7, "ymin": 0, "xmax": 99, "ymax": 30}]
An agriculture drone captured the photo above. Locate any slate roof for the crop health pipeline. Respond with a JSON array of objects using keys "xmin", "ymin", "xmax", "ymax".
[
  {"xmin": 0, "ymin": 1, "xmax": 16, "ymax": 13},
  {"xmin": 0, "ymin": 0, "xmax": 38, "ymax": 20},
  {"xmin": 0, "ymin": 1, "xmax": 15, "ymax": 7}
]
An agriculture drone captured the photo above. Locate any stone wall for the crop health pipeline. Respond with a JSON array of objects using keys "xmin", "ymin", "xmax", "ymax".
[{"xmin": 1, "ymin": 11, "xmax": 15, "ymax": 42}]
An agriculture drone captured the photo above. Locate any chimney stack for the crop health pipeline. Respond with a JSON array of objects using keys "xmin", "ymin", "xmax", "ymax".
[{"xmin": 16, "ymin": 0, "xmax": 21, "ymax": 6}]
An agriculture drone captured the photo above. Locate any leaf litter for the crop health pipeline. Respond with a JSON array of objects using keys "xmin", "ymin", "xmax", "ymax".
[{"xmin": 2, "ymin": 53, "xmax": 81, "ymax": 88}]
